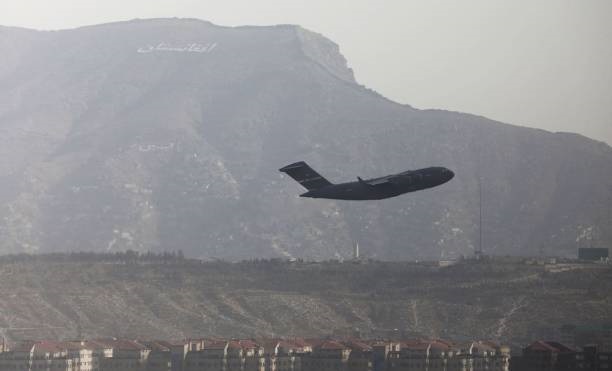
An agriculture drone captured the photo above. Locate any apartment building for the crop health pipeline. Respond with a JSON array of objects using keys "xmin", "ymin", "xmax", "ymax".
[
  {"xmin": 386, "ymin": 339, "xmax": 509, "ymax": 371},
  {"xmin": 0, "ymin": 341, "xmax": 96, "ymax": 371},
  {"xmin": 184, "ymin": 339, "xmax": 228, "ymax": 371},
  {"xmin": 511, "ymin": 340, "xmax": 574, "ymax": 371},
  {"xmin": 345, "ymin": 340, "xmax": 373, "ymax": 371},
  {"xmin": 261, "ymin": 340, "xmax": 302, "ymax": 371},
  {"xmin": 302, "ymin": 340, "xmax": 351, "ymax": 371},
  {"xmin": 97, "ymin": 339, "xmax": 150, "ymax": 371},
  {"xmin": 181, "ymin": 339, "xmax": 267, "ymax": 371},
  {"xmin": 141, "ymin": 341, "xmax": 173, "ymax": 371},
  {"xmin": 451, "ymin": 341, "xmax": 509, "ymax": 371}
]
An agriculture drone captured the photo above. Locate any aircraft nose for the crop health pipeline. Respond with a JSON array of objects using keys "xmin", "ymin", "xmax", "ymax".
[{"xmin": 443, "ymin": 168, "xmax": 454, "ymax": 181}]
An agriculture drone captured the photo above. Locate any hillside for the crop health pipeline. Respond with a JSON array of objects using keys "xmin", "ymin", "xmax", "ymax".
[
  {"xmin": 0, "ymin": 256, "xmax": 610, "ymax": 348},
  {"xmin": 0, "ymin": 18, "xmax": 611, "ymax": 259}
]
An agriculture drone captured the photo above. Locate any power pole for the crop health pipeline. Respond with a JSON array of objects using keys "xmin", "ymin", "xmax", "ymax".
[{"xmin": 477, "ymin": 178, "xmax": 483, "ymax": 259}]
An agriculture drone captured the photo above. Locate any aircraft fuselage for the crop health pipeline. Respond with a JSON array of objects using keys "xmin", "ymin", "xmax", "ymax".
[
  {"xmin": 299, "ymin": 167, "xmax": 454, "ymax": 200},
  {"xmin": 278, "ymin": 160, "xmax": 454, "ymax": 201}
]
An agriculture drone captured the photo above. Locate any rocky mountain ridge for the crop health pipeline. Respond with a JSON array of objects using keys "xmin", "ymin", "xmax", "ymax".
[{"xmin": 0, "ymin": 18, "xmax": 610, "ymax": 259}]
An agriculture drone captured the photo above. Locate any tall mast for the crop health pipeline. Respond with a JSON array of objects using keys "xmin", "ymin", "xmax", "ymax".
[{"xmin": 479, "ymin": 178, "xmax": 483, "ymax": 257}]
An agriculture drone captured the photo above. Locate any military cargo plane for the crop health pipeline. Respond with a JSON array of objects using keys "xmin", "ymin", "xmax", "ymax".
[{"xmin": 279, "ymin": 161, "xmax": 454, "ymax": 200}]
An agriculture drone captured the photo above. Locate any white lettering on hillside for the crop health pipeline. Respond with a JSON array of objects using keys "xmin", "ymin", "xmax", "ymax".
[
  {"xmin": 137, "ymin": 42, "xmax": 218, "ymax": 54},
  {"xmin": 132, "ymin": 143, "xmax": 175, "ymax": 152}
]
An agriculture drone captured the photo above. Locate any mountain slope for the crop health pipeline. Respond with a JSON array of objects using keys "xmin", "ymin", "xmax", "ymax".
[
  {"xmin": 0, "ymin": 18, "xmax": 610, "ymax": 259},
  {"xmin": 0, "ymin": 258, "xmax": 610, "ymax": 347}
]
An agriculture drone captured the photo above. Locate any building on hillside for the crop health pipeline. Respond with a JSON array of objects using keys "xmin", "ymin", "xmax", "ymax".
[
  {"xmin": 1, "ymin": 338, "xmax": 8, "ymax": 353},
  {"xmin": 98, "ymin": 339, "xmax": 150, "ymax": 371},
  {"xmin": 183, "ymin": 339, "xmax": 265, "ymax": 371},
  {"xmin": 0, "ymin": 341, "xmax": 35, "ymax": 371},
  {"xmin": 261, "ymin": 340, "xmax": 302, "ymax": 371},
  {"xmin": 184, "ymin": 339, "xmax": 228, "ymax": 371},
  {"xmin": 0, "ymin": 340, "xmax": 97, "ymax": 371},
  {"xmin": 226, "ymin": 339, "xmax": 265, "ymax": 371},
  {"xmin": 388, "ymin": 340, "xmax": 449, "ymax": 371},
  {"xmin": 140, "ymin": 341, "xmax": 173, "ymax": 371},
  {"xmin": 484, "ymin": 341, "xmax": 511, "ymax": 371},
  {"xmin": 187, "ymin": 339, "xmax": 207, "ymax": 353},
  {"xmin": 288, "ymin": 339, "xmax": 312, "ymax": 355},
  {"xmin": 64, "ymin": 341, "xmax": 97, "ymax": 371},
  {"xmin": 385, "ymin": 339, "xmax": 508, "ymax": 371},
  {"xmin": 371, "ymin": 341, "xmax": 399, "ymax": 371},
  {"xmin": 426, "ymin": 340, "xmax": 455, "ymax": 371},
  {"xmin": 457, "ymin": 341, "xmax": 509, "ymax": 371},
  {"xmin": 345, "ymin": 340, "xmax": 372, "ymax": 371},
  {"xmin": 556, "ymin": 344, "xmax": 612, "ymax": 370},
  {"xmin": 302, "ymin": 340, "xmax": 351, "ymax": 371},
  {"xmin": 30, "ymin": 342, "xmax": 74, "ymax": 371},
  {"xmin": 84, "ymin": 340, "xmax": 114, "ymax": 359},
  {"xmin": 279, "ymin": 340, "xmax": 306, "ymax": 371},
  {"xmin": 578, "ymin": 248, "xmax": 609, "ymax": 262},
  {"xmin": 515, "ymin": 340, "xmax": 574, "ymax": 371},
  {"xmin": 560, "ymin": 324, "xmax": 612, "ymax": 352},
  {"xmin": 168, "ymin": 340, "xmax": 189, "ymax": 371}
]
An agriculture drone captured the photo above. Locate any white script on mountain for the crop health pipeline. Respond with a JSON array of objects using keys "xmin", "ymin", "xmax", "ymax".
[{"xmin": 137, "ymin": 42, "xmax": 218, "ymax": 54}]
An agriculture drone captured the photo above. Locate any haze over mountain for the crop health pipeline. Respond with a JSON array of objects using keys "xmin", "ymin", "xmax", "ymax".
[{"xmin": 0, "ymin": 18, "xmax": 611, "ymax": 260}]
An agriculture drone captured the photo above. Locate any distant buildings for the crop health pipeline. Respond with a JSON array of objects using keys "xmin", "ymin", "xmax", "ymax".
[
  {"xmin": 23, "ymin": 335, "xmax": 612, "ymax": 371},
  {"xmin": 387, "ymin": 340, "xmax": 509, "ymax": 371},
  {"xmin": 510, "ymin": 341, "xmax": 612, "ymax": 371},
  {"xmin": 0, "ymin": 341, "xmax": 96, "ymax": 371},
  {"xmin": 578, "ymin": 248, "xmax": 609, "ymax": 262},
  {"xmin": 560, "ymin": 324, "xmax": 612, "ymax": 353},
  {"xmin": 261, "ymin": 339, "xmax": 304, "ymax": 371},
  {"xmin": 0, "ymin": 337, "xmax": 511, "ymax": 371},
  {"xmin": 556, "ymin": 344, "xmax": 612, "ymax": 370},
  {"xmin": 511, "ymin": 340, "xmax": 574, "ymax": 370}
]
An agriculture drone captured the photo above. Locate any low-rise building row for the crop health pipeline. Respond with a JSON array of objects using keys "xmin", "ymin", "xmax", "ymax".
[
  {"xmin": 510, "ymin": 341, "xmax": 612, "ymax": 371},
  {"xmin": 0, "ymin": 338, "xmax": 510, "ymax": 371}
]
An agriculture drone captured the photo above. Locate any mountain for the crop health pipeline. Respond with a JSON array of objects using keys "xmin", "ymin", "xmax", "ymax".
[
  {"xmin": 0, "ymin": 18, "xmax": 610, "ymax": 260},
  {"xmin": 1, "ymin": 256, "xmax": 611, "ymax": 347}
]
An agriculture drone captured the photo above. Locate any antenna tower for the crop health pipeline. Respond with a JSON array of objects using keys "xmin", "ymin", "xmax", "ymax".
[{"xmin": 476, "ymin": 178, "xmax": 483, "ymax": 259}]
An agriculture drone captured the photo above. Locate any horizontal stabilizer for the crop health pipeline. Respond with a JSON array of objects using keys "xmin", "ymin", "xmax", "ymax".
[{"xmin": 279, "ymin": 161, "xmax": 332, "ymax": 190}]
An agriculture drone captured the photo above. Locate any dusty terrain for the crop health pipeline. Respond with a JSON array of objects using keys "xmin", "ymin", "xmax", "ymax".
[{"xmin": 0, "ymin": 255, "xmax": 609, "ymax": 347}]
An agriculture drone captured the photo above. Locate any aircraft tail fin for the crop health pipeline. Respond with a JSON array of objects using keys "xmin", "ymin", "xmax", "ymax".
[{"xmin": 279, "ymin": 161, "xmax": 332, "ymax": 190}]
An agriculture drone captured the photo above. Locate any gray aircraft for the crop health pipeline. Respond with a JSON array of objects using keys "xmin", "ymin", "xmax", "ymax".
[{"xmin": 279, "ymin": 161, "xmax": 454, "ymax": 200}]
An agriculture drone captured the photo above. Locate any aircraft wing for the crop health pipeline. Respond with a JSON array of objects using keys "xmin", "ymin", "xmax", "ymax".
[{"xmin": 359, "ymin": 175, "xmax": 394, "ymax": 186}]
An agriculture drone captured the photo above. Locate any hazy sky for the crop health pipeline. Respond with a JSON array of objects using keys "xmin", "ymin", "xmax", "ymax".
[{"xmin": 2, "ymin": 0, "xmax": 611, "ymax": 144}]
